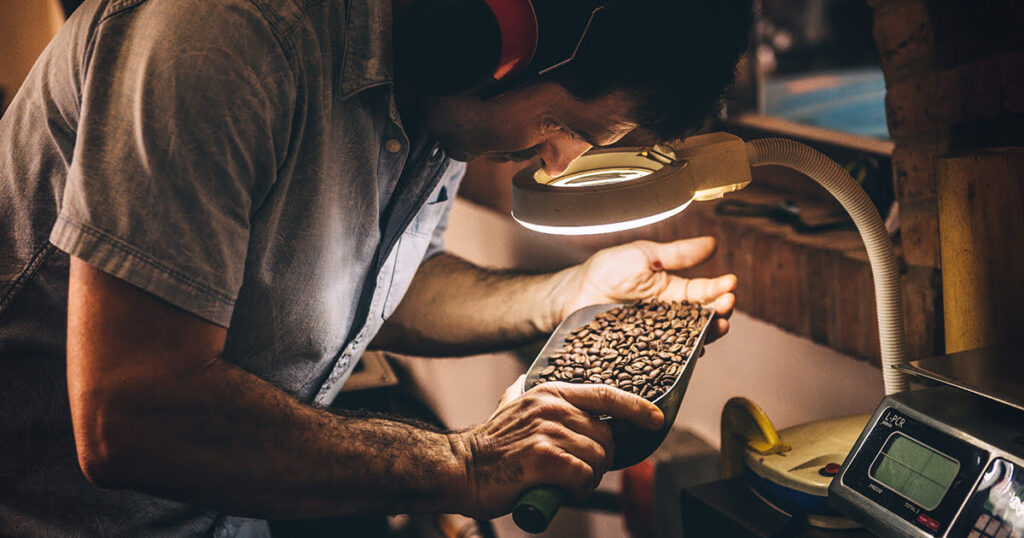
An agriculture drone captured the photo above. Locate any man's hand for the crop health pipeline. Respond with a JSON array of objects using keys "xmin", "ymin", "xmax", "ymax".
[
  {"xmin": 552, "ymin": 236, "xmax": 736, "ymax": 342},
  {"xmin": 450, "ymin": 375, "xmax": 663, "ymax": 519}
]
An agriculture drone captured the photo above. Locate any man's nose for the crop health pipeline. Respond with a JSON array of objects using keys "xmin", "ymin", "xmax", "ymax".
[{"xmin": 536, "ymin": 138, "xmax": 592, "ymax": 177}]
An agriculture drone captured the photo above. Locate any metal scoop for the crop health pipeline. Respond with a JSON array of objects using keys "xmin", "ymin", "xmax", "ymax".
[{"xmin": 512, "ymin": 302, "xmax": 716, "ymax": 533}]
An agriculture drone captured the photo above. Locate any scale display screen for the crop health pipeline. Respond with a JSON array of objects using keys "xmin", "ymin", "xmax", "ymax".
[
  {"xmin": 871, "ymin": 433, "xmax": 960, "ymax": 510},
  {"xmin": 832, "ymin": 387, "xmax": 1022, "ymax": 538}
]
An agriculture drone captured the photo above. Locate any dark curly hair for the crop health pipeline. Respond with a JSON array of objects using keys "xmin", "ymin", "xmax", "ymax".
[
  {"xmin": 536, "ymin": 0, "xmax": 754, "ymax": 141},
  {"xmin": 395, "ymin": 0, "xmax": 753, "ymax": 141}
]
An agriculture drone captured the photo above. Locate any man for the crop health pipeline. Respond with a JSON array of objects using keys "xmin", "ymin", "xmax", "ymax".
[{"xmin": 0, "ymin": 0, "xmax": 751, "ymax": 534}]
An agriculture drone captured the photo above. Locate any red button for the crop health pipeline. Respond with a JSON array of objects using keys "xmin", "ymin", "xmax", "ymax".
[
  {"xmin": 918, "ymin": 513, "xmax": 940, "ymax": 531},
  {"xmin": 819, "ymin": 463, "xmax": 842, "ymax": 477}
]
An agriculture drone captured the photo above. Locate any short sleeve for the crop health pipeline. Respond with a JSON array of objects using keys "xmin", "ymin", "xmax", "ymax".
[{"xmin": 49, "ymin": 0, "xmax": 295, "ymax": 327}]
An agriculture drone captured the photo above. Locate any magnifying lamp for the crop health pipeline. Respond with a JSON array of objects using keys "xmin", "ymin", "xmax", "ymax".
[
  {"xmin": 510, "ymin": 132, "xmax": 914, "ymax": 533},
  {"xmin": 512, "ymin": 132, "xmax": 752, "ymax": 235},
  {"xmin": 512, "ymin": 132, "xmax": 909, "ymax": 395}
]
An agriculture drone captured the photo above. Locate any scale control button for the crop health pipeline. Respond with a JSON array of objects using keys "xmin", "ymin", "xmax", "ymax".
[
  {"xmin": 819, "ymin": 463, "xmax": 842, "ymax": 477},
  {"xmin": 917, "ymin": 513, "xmax": 940, "ymax": 531},
  {"xmin": 977, "ymin": 514, "xmax": 992, "ymax": 530},
  {"xmin": 970, "ymin": 531, "xmax": 983, "ymax": 538},
  {"xmin": 996, "ymin": 525, "xmax": 1010, "ymax": 538},
  {"xmin": 987, "ymin": 519, "xmax": 1003, "ymax": 535}
]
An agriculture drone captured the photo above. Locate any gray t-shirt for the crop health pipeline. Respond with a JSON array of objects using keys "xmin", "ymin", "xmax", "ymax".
[{"xmin": 0, "ymin": 0, "xmax": 464, "ymax": 534}]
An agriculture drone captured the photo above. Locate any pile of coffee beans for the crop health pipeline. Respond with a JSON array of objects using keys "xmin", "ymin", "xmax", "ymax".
[{"xmin": 533, "ymin": 300, "xmax": 712, "ymax": 401}]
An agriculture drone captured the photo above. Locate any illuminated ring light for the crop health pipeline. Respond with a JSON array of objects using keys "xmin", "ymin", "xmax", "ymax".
[
  {"xmin": 549, "ymin": 167, "xmax": 653, "ymax": 187},
  {"xmin": 511, "ymin": 147, "xmax": 697, "ymax": 235}
]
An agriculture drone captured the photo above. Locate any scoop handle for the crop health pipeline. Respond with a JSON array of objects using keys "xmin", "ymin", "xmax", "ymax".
[{"xmin": 512, "ymin": 485, "xmax": 566, "ymax": 533}]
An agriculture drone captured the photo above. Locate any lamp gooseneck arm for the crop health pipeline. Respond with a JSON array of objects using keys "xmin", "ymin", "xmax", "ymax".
[{"xmin": 746, "ymin": 138, "xmax": 909, "ymax": 395}]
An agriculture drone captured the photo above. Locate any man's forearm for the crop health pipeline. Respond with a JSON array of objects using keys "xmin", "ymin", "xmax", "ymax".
[
  {"xmin": 374, "ymin": 253, "xmax": 577, "ymax": 355},
  {"xmin": 86, "ymin": 356, "xmax": 469, "ymax": 519}
]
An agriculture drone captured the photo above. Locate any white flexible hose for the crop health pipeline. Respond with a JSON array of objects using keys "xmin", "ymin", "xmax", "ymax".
[{"xmin": 746, "ymin": 138, "xmax": 908, "ymax": 395}]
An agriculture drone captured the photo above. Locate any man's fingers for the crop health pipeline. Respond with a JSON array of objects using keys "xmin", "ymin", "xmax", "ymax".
[
  {"xmin": 503, "ymin": 375, "xmax": 526, "ymax": 402},
  {"xmin": 491, "ymin": 375, "xmax": 526, "ymax": 419},
  {"xmin": 543, "ymin": 449, "xmax": 599, "ymax": 502},
  {"xmin": 542, "ymin": 383, "xmax": 663, "ymax": 430},
  {"xmin": 551, "ymin": 408, "xmax": 615, "ymax": 448},
  {"xmin": 712, "ymin": 291, "xmax": 736, "ymax": 318},
  {"xmin": 639, "ymin": 237, "xmax": 717, "ymax": 271},
  {"xmin": 538, "ymin": 419, "xmax": 612, "ymax": 487},
  {"xmin": 685, "ymin": 275, "xmax": 737, "ymax": 304},
  {"xmin": 659, "ymin": 274, "xmax": 737, "ymax": 305}
]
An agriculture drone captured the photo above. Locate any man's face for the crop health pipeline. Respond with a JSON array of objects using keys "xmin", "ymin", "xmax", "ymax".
[{"xmin": 422, "ymin": 83, "xmax": 639, "ymax": 177}]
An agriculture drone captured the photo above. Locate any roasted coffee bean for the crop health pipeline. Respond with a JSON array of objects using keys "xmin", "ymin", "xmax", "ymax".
[{"xmin": 533, "ymin": 299, "xmax": 713, "ymax": 403}]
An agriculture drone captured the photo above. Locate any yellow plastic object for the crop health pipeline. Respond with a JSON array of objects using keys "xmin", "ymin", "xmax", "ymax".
[
  {"xmin": 744, "ymin": 414, "xmax": 870, "ymax": 498},
  {"xmin": 720, "ymin": 397, "xmax": 791, "ymax": 479}
]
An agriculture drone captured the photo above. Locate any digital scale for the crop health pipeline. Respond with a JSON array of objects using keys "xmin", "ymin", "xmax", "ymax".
[{"xmin": 830, "ymin": 346, "xmax": 1024, "ymax": 537}]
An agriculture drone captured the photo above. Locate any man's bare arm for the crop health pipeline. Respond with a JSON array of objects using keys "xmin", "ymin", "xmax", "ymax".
[
  {"xmin": 373, "ymin": 253, "xmax": 571, "ymax": 356},
  {"xmin": 67, "ymin": 256, "xmax": 468, "ymax": 518},
  {"xmin": 67, "ymin": 256, "xmax": 660, "ymax": 518},
  {"xmin": 373, "ymin": 239, "xmax": 737, "ymax": 356}
]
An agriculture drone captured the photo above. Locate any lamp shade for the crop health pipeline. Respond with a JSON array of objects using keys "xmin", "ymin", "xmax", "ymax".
[{"xmin": 511, "ymin": 132, "xmax": 752, "ymax": 235}]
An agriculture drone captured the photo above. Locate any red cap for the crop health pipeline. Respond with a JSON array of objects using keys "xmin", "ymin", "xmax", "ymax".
[{"xmin": 484, "ymin": 0, "xmax": 539, "ymax": 80}]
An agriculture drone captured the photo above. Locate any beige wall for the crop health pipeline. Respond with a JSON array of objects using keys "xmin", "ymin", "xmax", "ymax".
[{"xmin": 0, "ymin": 0, "xmax": 64, "ymax": 111}]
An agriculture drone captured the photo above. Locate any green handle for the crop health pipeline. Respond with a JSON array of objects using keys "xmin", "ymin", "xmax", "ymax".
[{"xmin": 512, "ymin": 485, "xmax": 567, "ymax": 533}]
